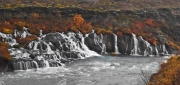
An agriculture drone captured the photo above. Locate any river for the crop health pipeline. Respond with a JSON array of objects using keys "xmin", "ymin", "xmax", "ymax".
[{"xmin": 0, "ymin": 55, "xmax": 169, "ymax": 85}]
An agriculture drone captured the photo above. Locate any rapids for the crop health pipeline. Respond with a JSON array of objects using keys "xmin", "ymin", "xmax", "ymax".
[
  {"xmin": 0, "ymin": 55, "xmax": 169, "ymax": 85},
  {"xmin": 0, "ymin": 28, "xmax": 172, "ymax": 85}
]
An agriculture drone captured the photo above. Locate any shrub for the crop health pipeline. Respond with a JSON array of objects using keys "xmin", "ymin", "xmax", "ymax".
[
  {"xmin": 2, "ymin": 28, "xmax": 13, "ymax": 34},
  {"xmin": 135, "ymin": 22, "xmax": 144, "ymax": 29},
  {"xmin": 148, "ymin": 56, "xmax": 180, "ymax": 85},
  {"xmin": 16, "ymin": 35, "xmax": 38, "ymax": 46},
  {"xmin": 73, "ymin": 14, "xmax": 85, "ymax": 27},
  {"xmin": 145, "ymin": 19, "xmax": 155, "ymax": 27},
  {"xmin": 0, "ymin": 41, "xmax": 11, "ymax": 61}
]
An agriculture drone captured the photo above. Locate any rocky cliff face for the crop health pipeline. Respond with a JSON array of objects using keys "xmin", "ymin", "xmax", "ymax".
[
  {"xmin": 0, "ymin": 7, "xmax": 179, "ymax": 42},
  {"xmin": 0, "ymin": 27, "xmax": 171, "ymax": 71},
  {"xmin": 0, "ymin": 7, "xmax": 179, "ymax": 72}
]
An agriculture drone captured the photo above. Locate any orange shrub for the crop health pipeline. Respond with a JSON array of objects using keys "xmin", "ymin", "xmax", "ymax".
[
  {"xmin": 135, "ymin": 22, "xmax": 144, "ymax": 29},
  {"xmin": 147, "ymin": 38, "xmax": 157, "ymax": 45},
  {"xmin": 80, "ymin": 22, "xmax": 93, "ymax": 34},
  {"xmin": 0, "ymin": 46, "xmax": 12, "ymax": 61},
  {"xmin": 31, "ymin": 13, "xmax": 40, "ymax": 19},
  {"xmin": 145, "ymin": 19, "xmax": 155, "ymax": 27},
  {"xmin": 73, "ymin": 14, "xmax": 85, "ymax": 27},
  {"xmin": 17, "ymin": 35, "xmax": 38, "ymax": 46},
  {"xmin": 17, "ymin": 21, "xmax": 26, "ymax": 28},
  {"xmin": 168, "ymin": 41, "xmax": 180, "ymax": 50},
  {"xmin": 0, "ymin": 41, "xmax": 11, "ymax": 61},
  {"xmin": 3, "ymin": 28, "xmax": 13, "ymax": 34},
  {"xmin": 0, "ymin": 41, "xmax": 9, "ymax": 47},
  {"xmin": 122, "ymin": 28, "xmax": 133, "ymax": 35},
  {"xmin": 148, "ymin": 56, "xmax": 180, "ymax": 85}
]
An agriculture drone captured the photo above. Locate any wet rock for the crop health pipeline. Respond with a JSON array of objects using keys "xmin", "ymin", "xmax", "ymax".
[{"xmin": 85, "ymin": 33, "xmax": 102, "ymax": 53}]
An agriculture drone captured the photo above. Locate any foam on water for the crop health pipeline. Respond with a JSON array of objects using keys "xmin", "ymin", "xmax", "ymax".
[{"xmin": 1, "ymin": 55, "xmax": 170, "ymax": 85}]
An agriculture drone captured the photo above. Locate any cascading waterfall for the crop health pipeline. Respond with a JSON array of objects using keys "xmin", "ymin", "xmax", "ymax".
[
  {"xmin": 113, "ymin": 33, "xmax": 120, "ymax": 54},
  {"xmin": 162, "ymin": 44, "xmax": 169, "ymax": 55},
  {"xmin": 155, "ymin": 45, "xmax": 159, "ymax": 55},
  {"xmin": 139, "ymin": 36, "xmax": 153, "ymax": 56},
  {"xmin": 3, "ymin": 27, "xmax": 170, "ymax": 71},
  {"xmin": 0, "ymin": 32, "xmax": 17, "ymax": 46},
  {"xmin": 131, "ymin": 33, "xmax": 138, "ymax": 55},
  {"xmin": 100, "ymin": 34, "xmax": 107, "ymax": 54},
  {"xmin": 93, "ymin": 33, "xmax": 107, "ymax": 54},
  {"xmin": 11, "ymin": 29, "xmax": 100, "ymax": 70},
  {"xmin": 77, "ymin": 32, "xmax": 99, "ymax": 56}
]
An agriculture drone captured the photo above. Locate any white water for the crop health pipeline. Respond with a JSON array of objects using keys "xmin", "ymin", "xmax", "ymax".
[
  {"xmin": 93, "ymin": 33, "xmax": 107, "ymax": 54},
  {"xmin": 0, "ymin": 32, "xmax": 17, "ymax": 46},
  {"xmin": 113, "ymin": 33, "xmax": 120, "ymax": 54},
  {"xmin": 0, "ymin": 28, "xmax": 172, "ymax": 85},
  {"xmin": 0, "ymin": 55, "xmax": 169, "ymax": 85},
  {"xmin": 131, "ymin": 33, "xmax": 138, "ymax": 55}
]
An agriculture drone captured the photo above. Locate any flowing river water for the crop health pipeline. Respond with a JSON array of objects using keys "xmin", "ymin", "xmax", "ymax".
[{"xmin": 0, "ymin": 55, "xmax": 170, "ymax": 85}]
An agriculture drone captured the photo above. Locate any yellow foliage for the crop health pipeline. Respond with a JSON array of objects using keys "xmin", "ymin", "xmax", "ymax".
[
  {"xmin": 168, "ymin": 41, "xmax": 180, "ymax": 50},
  {"xmin": 148, "ymin": 56, "xmax": 180, "ymax": 85},
  {"xmin": 18, "ymin": 21, "xmax": 26, "ymax": 27},
  {"xmin": 0, "ymin": 41, "xmax": 9, "ymax": 47},
  {"xmin": 73, "ymin": 14, "xmax": 85, "ymax": 26},
  {"xmin": 31, "ymin": 13, "xmax": 40, "ymax": 19},
  {"xmin": 0, "ymin": 41, "xmax": 11, "ymax": 61},
  {"xmin": 3, "ymin": 28, "xmax": 13, "ymax": 34}
]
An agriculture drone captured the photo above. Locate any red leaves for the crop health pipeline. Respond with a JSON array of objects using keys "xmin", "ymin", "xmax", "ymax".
[
  {"xmin": 16, "ymin": 35, "xmax": 38, "ymax": 46},
  {"xmin": 135, "ymin": 19, "xmax": 155, "ymax": 30},
  {"xmin": 80, "ymin": 22, "xmax": 93, "ymax": 34},
  {"xmin": 147, "ymin": 38, "xmax": 157, "ymax": 45},
  {"xmin": 145, "ymin": 19, "xmax": 155, "ymax": 27},
  {"xmin": 122, "ymin": 28, "xmax": 133, "ymax": 35},
  {"xmin": 0, "ymin": 41, "xmax": 11, "ymax": 61},
  {"xmin": 0, "ymin": 46, "xmax": 11, "ymax": 61},
  {"xmin": 135, "ymin": 22, "xmax": 144, "ymax": 29},
  {"xmin": 73, "ymin": 14, "xmax": 85, "ymax": 27}
]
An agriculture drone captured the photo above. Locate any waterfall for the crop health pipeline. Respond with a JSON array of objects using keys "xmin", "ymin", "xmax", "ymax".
[
  {"xmin": 93, "ymin": 33, "xmax": 107, "ymax": 54},
  {"xmin": 113, "ymin": 33, "xmax": 120, "ymax": 54},
  {"xmin": 0, "ymin": 32, "xmax": 17, "ymax": 46},
  {"xmin": 21, "ymin": 27, "xmax": 31, "ymax": 38},
  {"xmin": 162, "ymin": 44, "xmax": 169, "ymax": 55},
  {"xmin": 139, "ymin": 36, "xmax": 152, "ymax": 56},
  {"xmin": 78, "ymin": 32, "xmax": 99, "ymax": 57},
  {"xmin": 14, "ymin": 27, "xmax": 31, "ymax": 38},
  {"xmin": 32, "ymin": 60, "xmax": 39, "ymax": 69},
  {"xmin": 131, "ymin": 33, "xmax": 138, "ymax": 55},
  {"xmin": 7, "ymin": 28, "xmax": 171, "ymax": 71},
  {"xmin": 100, "ymin": 34, "xmax": 107, "ymax": 54},
  {"xmin": 44, "ymin": 60, "xmax": 50, "ymax": 68},
  {"xmin": 155, "ymin": 45, "xmax": 159, "ymax": 55},
  {"xmin": 44, "ymin": 42, "xmax": 54, "ymax": 54}
]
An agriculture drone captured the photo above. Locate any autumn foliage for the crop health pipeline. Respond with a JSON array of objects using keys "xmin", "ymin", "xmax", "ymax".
[
  {"xmin": 73, "ymin": 14, "xmax": 85, "ymax": 26},
  {"xmin": 135, "ymin": 22, "xmax": 144, "ymax": 29},
  {"xmin": 148, "ymin": 56, "xmax": 180, "ymax": 85},
  {"xmin": 3, "ymin": 28, "xmax": 13, "ymax": 34},
  {"xmin": 0, "ymin": 41, "xmax": 12, "ymax": 61},
  {"xmin": 168, "ymin": 41, "xmax": 180, "ymax": 50},
  {"xmin": 72, "ymin": 14, "xmax": 93, "ymax": 34},
  {"xmin": 16, "ymin": 35, "xmax": 38, "ymax": 46}
]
